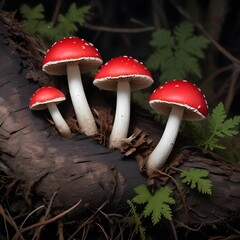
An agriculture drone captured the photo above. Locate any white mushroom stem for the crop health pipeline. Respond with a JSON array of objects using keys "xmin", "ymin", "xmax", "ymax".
[
  {"xmin": 47, "ymin": 103, "xmax": 72, "ymax": 138},
  {"xmin": 109, "ymin": 81, "xmax": 131, "ymax": 149},
  {"xmin": 67, "ymin": 63, "xmax": 98, "ymax": 136},
  {"xmin": 146, "ymin": 105, "xmax": 184, "ymax": 176}
]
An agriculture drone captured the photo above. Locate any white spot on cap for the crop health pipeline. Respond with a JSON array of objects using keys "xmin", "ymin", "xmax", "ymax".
[
  {"xmin": 175, "ymin": 84, "xmax": 179, "ymax": 88},
  {"xmin": 205, "ymin": 100, "xmax": 209, "ymax": 108}
]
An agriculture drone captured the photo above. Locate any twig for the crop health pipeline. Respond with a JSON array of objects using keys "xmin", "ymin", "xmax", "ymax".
[
  {"xmin": 224, "ymin": 68, "xmax": 240, "ymax": 113},
  {"xmin": 67, "ymin": 169, "xmax": 118, "ymax": 240},
  {"xmin": 57, "ymin": 221, "xmax": 64, "ymax": 240},
  {"xmin": 2, "ymin": 209, "xmax": 9, "ymax": 240},
  {"xmin": 67, "ymin": 200, "xmax": 107, "ymax": 240},
  {"xmin": 12, "ymin": 200, "xmax": 82, "ymax": 240},
  {"xmin": 95, "ymin": 223, "xmax": 111, "ymax": 240},
  {"xmin": 200, "ymin": 64, "xmax": 235, "ymax": 89},
  {"xmin": 20, "ymin": 205, "xmax": 44, "ymax": 228},
  {"xmin": 51, "ymin": 0, "xmax": 62, "ymax": 25},
  {"xmin": 174, "ymin": 219, "xmax": 203, "ymax": 231},
  {"xmin": 32, "ymin": 192, "xmax": 57, "ymax": 240},
  {"xmin": 170, "ymin": 220, "xmax": 179, "ymax": 240},
  {"xmin": 169, "ymin": 0, "xmax": 240, "ymax": 65},
  {"xmin": 83, "ymin": 23, "xmax": 154, "ymax": 33},
  {"xmin": 0, "ymin": 204, "xmax": 24, "ymax": 240}
]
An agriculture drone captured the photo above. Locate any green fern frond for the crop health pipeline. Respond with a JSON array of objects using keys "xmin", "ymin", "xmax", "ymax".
[
  {"xmin": 184, "ymin": 35, "xmax": 210, "ymax": 58},
  {"xmin": 146, "ymin": 21, "xmax": 210, "ymax": 83},
  {"xmin": 196, "ymin": 102, "xmax": 240, "ymax": 150},
  {"xmin": 20, "ymin": 4, "xmax": 46, "ymax": 34},
  {"xmin": 180, "ymin": 168, "xmax": 212, "ymax": 195},
  {"xmin": 127, "ymin": 200, "xmax": 146, "ymax": 240},
  {"xmin": 132, "ymin": 184, "xmax": 175, "ymax": 225},
  {"xmin": 20, "ymin": 3, "xmax": 91, "ymax": 42},
  {"xmin": 149, "ymin": 29, "xmax": 174, "ymax": 49},
  {"xmin": 174, "ymin": 21, "xmax": 194, "ymax": 46}
]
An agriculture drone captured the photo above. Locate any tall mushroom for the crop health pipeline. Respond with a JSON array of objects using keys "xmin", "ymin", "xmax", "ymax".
[
  {"xmin": 93, "ymin": 56, "xmax": 153, "ymax": 149},
  {"xmin": 42, "ymin": 36, "xmax": 103, "ymax": 136},
  {"xmin": 29, "ymin": 86, "xmax": 72, "ymax": 138},
  {"xmin": 146, "ymin": 79, "xmax": 208, "ymax": 176}
]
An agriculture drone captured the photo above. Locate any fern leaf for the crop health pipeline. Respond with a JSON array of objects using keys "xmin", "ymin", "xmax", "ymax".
[
  {"xmin": 127, "ymin": 200, "xmax": 146, "ymax": 240},
  {"xmin": 146, "ymin": 21, "xmax": 209, "ymax": 82},
  {"xmin": 180, "ymin": 168, "xmax": 212, "ymax": 195},
  {"xmin": 20, "ymin": 4, "xmax": 45, "ymax": 21},
  {"xmin": 20, "ymin": 4, "xmax": 46, "ymax": 34},
  {"xmin": 174, "ymin": 21, "xmax": 194, "ymax": 46},
  {"xmin": 146, "ymin": 31, "xmax": 173, "ymax": 72},
  {"xmin": 56, "ymin": 4, "xmax": 91, "ymax": 39},
  {"xmin": 160, "ymin": 56, "xmax": 186, "ymax": 80},
  {"xmin": 149, "ymin": 29, "xmax": 174, "ymax": 49},
  {"xmin": 198, "ymin": 102, "xmax": 240, "ymax": 150},
  {"xmin": 132, "ymin": 185, "xmax": 175, "ymax": 225},
  {"xmin": 132, "ymin": 184, "xmax": 152, "ymax": 204},
  {"xmin": 145, "ymin": 50, "xmax": 163, "ymax": 71},
  {"xmin": 20, "ymin": 3, "xmax": 91, "ymax": 42},
  {"xmin": 184, "ymin": 36, "xmax": 210, "ymax": 58}
]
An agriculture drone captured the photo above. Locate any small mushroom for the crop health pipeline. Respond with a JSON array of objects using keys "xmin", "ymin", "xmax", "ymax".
[
  {"xmin": 146, "ymin": 79, "xmax": 208, "ymax": 176},
  {"xmin": 93, "ymin": 56, "xmax": 153, "ymax": 149},
  {"xmin": 42, "ymin": 37, "xmax": 103, "ymax": 136},
  {"xmin": 29, "ymin": 86, "xmax": 72, "ymax": 138}
]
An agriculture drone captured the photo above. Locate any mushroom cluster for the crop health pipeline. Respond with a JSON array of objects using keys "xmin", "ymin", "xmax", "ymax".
[
  {"xmin": 29, "ymin": 35, "xmax": 208, "ymax": 178},
  {"xmin": 42, "ymin": 36, "xmax": 103, "ymax": 136}
]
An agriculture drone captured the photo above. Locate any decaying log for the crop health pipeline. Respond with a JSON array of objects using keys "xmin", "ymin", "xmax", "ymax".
[{"xmin": 0, "ymin": 10, "xmax": 240, "ymax": 235}]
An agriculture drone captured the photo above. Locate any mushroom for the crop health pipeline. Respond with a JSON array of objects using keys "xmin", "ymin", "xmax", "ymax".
[
  {"xmin": 93, "ymin": 56, "xmax": 153, "ymax": 149},
  {"xmin": 29, "ymin": 86, "xmax": 72, "ymax": 138},
  {"xmin": 146, "ymin": 79, "xmax": 208, "ymax": 176},
  {"xmin": 42, "ymin": 36, "xmax": 103, "ymax": 136}
]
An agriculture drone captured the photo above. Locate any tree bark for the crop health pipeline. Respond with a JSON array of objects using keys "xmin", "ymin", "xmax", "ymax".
[{"xmin": 0, "ymin": 11, "xmax": 240, "ymax": 235}]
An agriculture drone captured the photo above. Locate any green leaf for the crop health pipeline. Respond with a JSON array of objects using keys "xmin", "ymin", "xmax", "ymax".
[
  {"xmin": 20, "ymin": 4, "xmax": 45, "ymax": 21},
  {"xmin": 20, "ymin": 4, "xmax": 46, "ymax": 34},
  {"xmin": 132, "ymin": 185, "xmax": 175, "ymax": 225},
  {"xmin": 146, "ymin": 21, "xmax": 210, "ymax": 83},
  {"xmin": 132, "ymin": 184, "xmax": 152, "ymax": 204},
  {"xmin": 20, "ymin": 3, "xmax": 91, "ymax": 42},
  {"xmin": 174, "ymin": 21, "xmax": 194, "ymax": 47},
  {"xmin": 198, "ymin": 102, "xmax": 240, "ymax": 150},
  {"xmin": 180, "ymin": 168, "xmax": 212, "ymax": 195},
  {"xmin": 149, "ymin": 29, "xmax": 174, "ymax": 49}
]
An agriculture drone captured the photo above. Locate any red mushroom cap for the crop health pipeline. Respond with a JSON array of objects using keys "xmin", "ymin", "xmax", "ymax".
[
  {"xmin": 93, "ymin": 56, "xmax": 153, "ymax": 91},
  {"xmin": 29, "ymin": 86, "xmax": 66, "ymax": 110},
  {"xmin": 42, "ymin": 37, "xmax": 103, "ymax": 75},
  {"xmin": 149, "ymin": 79, "xmax": 208, "ymax": 121}
]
